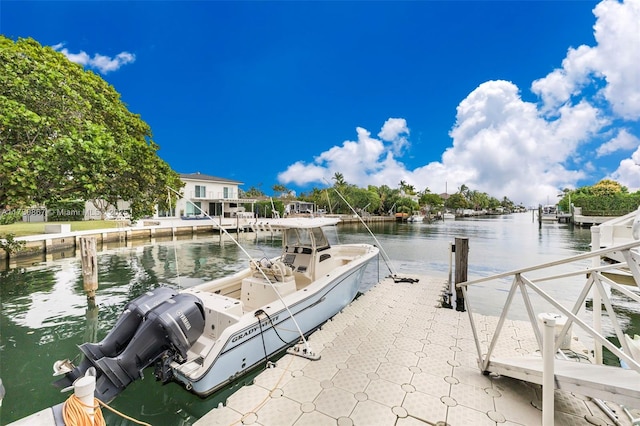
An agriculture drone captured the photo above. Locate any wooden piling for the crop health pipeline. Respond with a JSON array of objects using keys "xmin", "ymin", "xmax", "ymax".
[
  {"xmin": 538, "ymin": 204, "xmax": 543, "ymax": 228},
  {"xmin": 80, "ymin": 237, "xmax": 98, "ymax": 299},
  {"xmin": 454, "ymin": 237, "xmax": 469, "ymax": 312}
]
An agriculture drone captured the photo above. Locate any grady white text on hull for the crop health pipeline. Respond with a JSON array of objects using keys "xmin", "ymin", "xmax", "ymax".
[{"xmin": 54, "ymin": 217, "xmax": 379, "ymax": 401}]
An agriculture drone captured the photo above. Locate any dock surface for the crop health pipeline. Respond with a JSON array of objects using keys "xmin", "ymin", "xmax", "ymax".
[{"xmin": 195, "ymin": 275, "xmax": 639, "ymax": 425}]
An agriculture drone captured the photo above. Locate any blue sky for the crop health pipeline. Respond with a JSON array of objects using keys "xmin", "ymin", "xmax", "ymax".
[{"xmin": 2, "ymin": 0, "xmax": 639, "ymax": 207}]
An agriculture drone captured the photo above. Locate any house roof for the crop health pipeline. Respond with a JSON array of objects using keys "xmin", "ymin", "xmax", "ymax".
[{"xmin": 179, "ymin": 172, "xmax": 243, "ymax": 185}]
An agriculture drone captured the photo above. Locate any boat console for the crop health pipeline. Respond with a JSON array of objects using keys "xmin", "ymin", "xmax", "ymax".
[{"xmin": 241, "ymin": 260, "xmax": 297, "ymax": 309}]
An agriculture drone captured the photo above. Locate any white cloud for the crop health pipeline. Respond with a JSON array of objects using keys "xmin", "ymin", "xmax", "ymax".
[
  {"xmin": 596, "ymin": 129, "xmax": 640, "ymax": 157},
  {"xmin": 278, "ymin": 0, "xmax": 640, "ymax": 206},
  {"xmin": 592, "ymin": 0, "xmax": 640, "ymax": 120},
  {"xmin": 277, "ymin": 126, "xmax": 390, "ymax": 187},
  {"xmin": 426, "ymin": 81, "xmax": 601, "ymax": 204},
  {"xmin": 532, "ymin": 0, "xmax": 640, "ymax": 120},
  {"xmin": 609, "ymin": 146, "xmax": 640, "ymax": 191},
  {"xmin": 378, "ymin": 118, "xmax": 410, "ymax": 156},
  {"xmin": 531, "ymin": 45, "xmax": 597, "ymax": 114},
  {"xmin": 53, "ymin": 44, "xmax": 135, "ymax": 74}
]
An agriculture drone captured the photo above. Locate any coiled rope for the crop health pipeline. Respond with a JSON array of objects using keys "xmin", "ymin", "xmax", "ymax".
[{"xmin": 63, "ymin": 393, "xmax": 151, "ymax": 426}]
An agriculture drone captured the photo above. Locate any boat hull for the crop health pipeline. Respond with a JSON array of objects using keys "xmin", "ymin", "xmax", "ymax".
[{"xmin": 174, "ymin": 254, "xmax": 375, "ymax": 397}]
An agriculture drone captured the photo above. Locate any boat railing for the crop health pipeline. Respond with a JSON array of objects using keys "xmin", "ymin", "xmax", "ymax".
[
  {"xmin": 597, "ymin": 209, "xmax": 640, "ymax": 248},
  {"xmin": 457, "ymin": 238, "xmax": 640, "ymax": 377}
]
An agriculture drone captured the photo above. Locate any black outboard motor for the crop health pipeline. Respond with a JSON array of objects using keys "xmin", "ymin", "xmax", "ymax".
[
  {"xmin": 93, "ymin": 293, "xmax": 205, "ymax": 401},
  {"xmin": 54, "ymin": 290, "xmax": 204, "ymax": 403},
  {"xmin": 81, "ymin": 287, "xmax": 177, "ymax": 360},
  {"xmin": 54, "ymin": 287, "xmax": 177, "ymax": 390}
]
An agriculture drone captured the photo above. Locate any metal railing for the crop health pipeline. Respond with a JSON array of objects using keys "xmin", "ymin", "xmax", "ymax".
[
  {"xmin": 458, "ymin": 238, "xmax": 640, "ymax": 375},
  {"xmin": 188, "ymin": 191, "xmax": 241, "ymax": 200}
]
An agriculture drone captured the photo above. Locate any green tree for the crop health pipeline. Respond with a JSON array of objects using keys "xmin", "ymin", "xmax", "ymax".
[
  {"xmin": 396, "ymin": 196, "xmax": 418, "ymax": 214},
  {"xmin": 332, "ymin": 172, "xmax": 346, "ymax": 188},
  {"xmin": 272, "ymin": 184, "xmax": 292, "ymax": 198},
  {"xmin": 501, "ymin": 196, "xmax": 515, "ymax": 210},
  {"xmin": 591, "ymin": 179, "xmax": 627, "ymax": 196},
  {"xmin": 0, "ymin": 36, "xmax": 182, "ymax": 219},
  {"xmin": 420, "ymin": 193, "xmax": 444, "ymax": 210},
  {"xmin": 243, "ymin": 186, "xmax": 265, "ymax": 198},
  {"xmin": 457, "ymin": 184, "xmax": 470, "ymax": 199},
  {"xmin": 445, "ymin": 193, "xmax": 469, "ymax": 210},
  {"xmin": 562, "ymin": 180, "xmax": 638, "ymax": 216}
]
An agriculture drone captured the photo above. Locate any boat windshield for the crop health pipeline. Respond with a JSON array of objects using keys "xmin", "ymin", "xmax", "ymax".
[
  {"xmin": 311, "ymin": 227, "xmax": 330, "ymax": 250},
  {"xmin": 284, "ymin": 227, "xmax": 330, "ymax": 250}
]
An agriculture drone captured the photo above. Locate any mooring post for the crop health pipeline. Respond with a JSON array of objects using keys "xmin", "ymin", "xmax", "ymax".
[
  {"xmin": 454, "ymin": 237, "xmax": 469, "ymax": 312},
  {"xmin": 541, "ymin": 313, "xmax": 556, "ymax": 426},
  {"xmin": 80, "ymin": 237, "xmax": 98, "ymax": 299},
  {"xmin": 538, "ymin": 204, "xmax": 543, "ymax": 229},
  {"xmin": 74, "ymin": 373, "xmax": 97, "ymax": 425}
]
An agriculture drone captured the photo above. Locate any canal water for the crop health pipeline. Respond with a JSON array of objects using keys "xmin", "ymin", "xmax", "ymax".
[{"xmin": 1, "ymin": 212, "xmax": 638, "ymax": 425}]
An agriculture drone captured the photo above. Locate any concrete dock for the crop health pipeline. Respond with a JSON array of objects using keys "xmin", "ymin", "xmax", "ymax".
[{"xmin": 194, "ymin": 275, "xmax": 639, "ymax": 426}]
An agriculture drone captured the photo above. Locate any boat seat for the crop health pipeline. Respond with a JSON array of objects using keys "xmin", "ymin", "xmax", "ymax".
[
  {"xmin": 187, "ymin": 291, "xmax": 243, "ymax": 340},
  {"xmin": 241, "ymin": 264, "xmax": 297, "ymax": 310}
]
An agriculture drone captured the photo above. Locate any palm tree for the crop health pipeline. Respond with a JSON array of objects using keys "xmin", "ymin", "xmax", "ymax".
[
  {"xmin": 272, "ymin": 184, "xmax": 290, "ymax": 198},
  {"xmin": 458, "ymin": 184, "xmax": 469, "ymax": 197},
  {"xmin": 332, "ymin": 172, "xmax": 346, "ymax": 187},
  {"xmin": 398, "ymin": 180, "xmax": 416, "ymax": 195}
]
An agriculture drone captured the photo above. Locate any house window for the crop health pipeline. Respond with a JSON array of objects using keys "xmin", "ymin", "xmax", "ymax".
[
  {"xmin": 223, "ymin": 187, "xmax": 229, "ymax": 198},
  {"xmin": 195, "ymin": 185, "xmax": 206, "ymax": 198},
  {"xmin": 186, "ymin": 202, "xmax": 201, "ymax": 216}
]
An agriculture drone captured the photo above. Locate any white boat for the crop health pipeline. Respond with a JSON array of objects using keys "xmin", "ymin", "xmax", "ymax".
[
  {"xmin": 53, "ymin": 217, "xmax": 379, "ymax": 401},
  {"xmin": 442, "ymin": 212, "xmax": 455, "ymax": 220},
  {"xmin": 597, "ymin": 207, "xmax": 640, "ymax": 248},
  {"xmin": 407, "ymin": 213, "xmax": 425, "ymax": 223},
  {"xmin": 539, "ymin": 204, "xmax": 558, "ymax": 222}
]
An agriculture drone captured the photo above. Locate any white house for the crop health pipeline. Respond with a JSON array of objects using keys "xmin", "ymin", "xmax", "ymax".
[{"xmin": 159, "ymin": 172, "xmax": 256, "ymax": 219}]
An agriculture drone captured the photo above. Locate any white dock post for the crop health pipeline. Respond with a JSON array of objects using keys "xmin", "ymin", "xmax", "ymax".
[
  {"xmin": 541, "ymin": 313, "xmax": 556, "ymax": 426},
  {"xmin": 591, "ymin": 225, "xmax": 603, "ymax": 364},
  {"xmin": 74, "ymin": 374, "xmax": 97, "ymax": 425}
]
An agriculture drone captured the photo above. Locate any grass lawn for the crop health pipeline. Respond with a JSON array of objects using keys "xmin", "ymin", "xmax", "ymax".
[{"xmin": 0, "ymin": 221, "xmax": 122, "ymax": 237}]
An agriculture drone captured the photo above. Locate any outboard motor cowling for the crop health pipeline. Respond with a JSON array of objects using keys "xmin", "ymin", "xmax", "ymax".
[
  {"xmin": 81, "ymin": 287, "xmax": 177, "ymax": 360},
  {"xmin": 53, "ymin": 290, "xmax": 204, "ymax": 403},
  {"xmin": 92, "ymin": 293, "xmax": 205, "ymax": 401},
  {"xmin": 53, "ymin": 287, "xmax": 178, "ymax": 390}
]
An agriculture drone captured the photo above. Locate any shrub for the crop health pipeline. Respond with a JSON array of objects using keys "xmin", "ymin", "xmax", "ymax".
[
  {"xmin": 0, "ymin": 233, "xmax": 25, "ymax": 255},
  {"xmin": 46, "ymin": 201, "xmax": 86, "ymax": 222},
  {"xmin": 0, "ymin": 210, "xmax": 23, "ymax": 225}
]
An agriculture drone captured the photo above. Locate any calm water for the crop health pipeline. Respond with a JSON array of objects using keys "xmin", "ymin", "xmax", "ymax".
[{"xmin": 1, "ymin": 212, "xmax": 638, "ymax": 425}]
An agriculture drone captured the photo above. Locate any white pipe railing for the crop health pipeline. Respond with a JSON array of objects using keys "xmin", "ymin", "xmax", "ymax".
[
  {"xmin": 458, "ymin": 238, "xmax": 640, "ymax": 375},
  {"xmin": 541, "ymin": 314, "xmax": 556, "ymax": 426}
]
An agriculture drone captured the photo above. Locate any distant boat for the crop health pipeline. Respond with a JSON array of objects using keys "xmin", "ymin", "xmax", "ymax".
[
  {"xmin": 442, "ymin": 212, "xmax": 456, "ymax": 220},
  {"xmin": 539, "ymin": 204, "xmax": 558, "ymax": 222},
  {"xmin": 407, "ymin": 213, "xmax": 425, "ymax": 223},
  {"xmin": 395, "ymin": 212, "xmax": 408, "ymax": 222}
]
